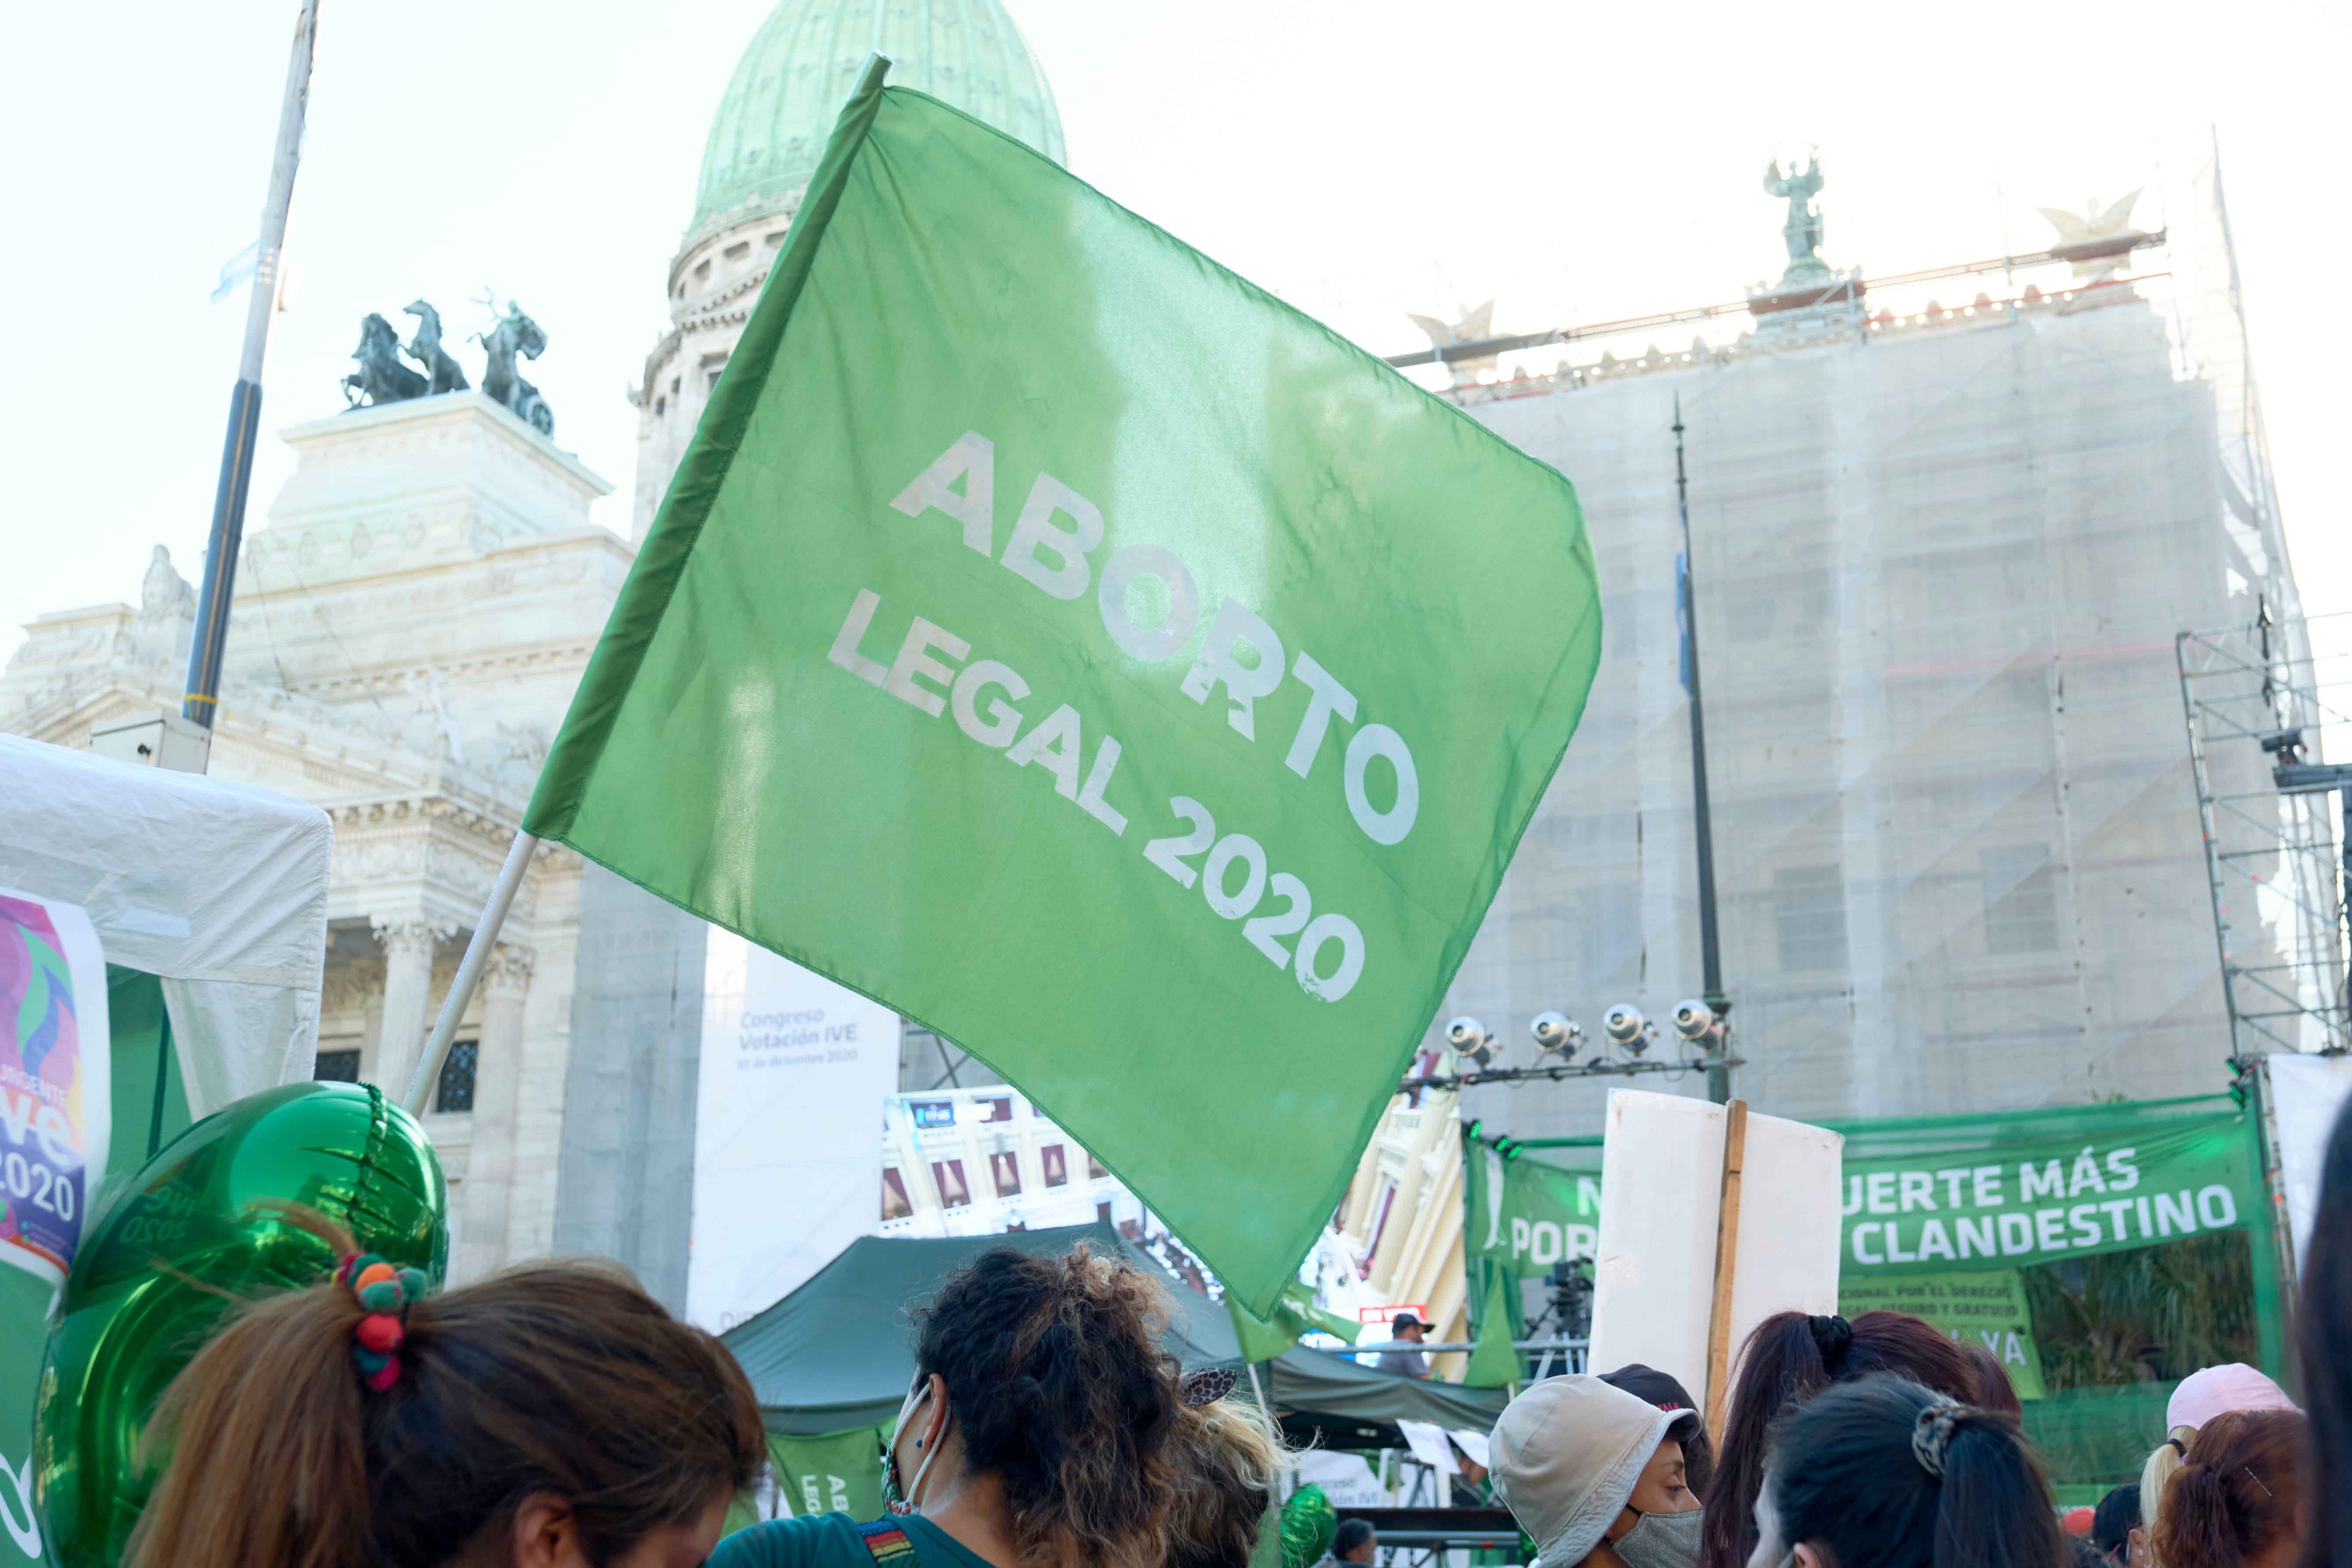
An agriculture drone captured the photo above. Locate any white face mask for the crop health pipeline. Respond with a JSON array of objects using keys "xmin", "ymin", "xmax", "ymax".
[
  {"xmin": 886, "ymin": 1379, "xmax": 948, "ymax": 1515},
  {"xmin": 1614, "ymin": 1507, "xmax": 1704, "ymax": 1568}
]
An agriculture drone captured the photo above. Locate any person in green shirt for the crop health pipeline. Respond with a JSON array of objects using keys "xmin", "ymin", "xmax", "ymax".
[{"xmin": 712, "ymin": 1246, "xmax": 1185, "ymax": 1568}]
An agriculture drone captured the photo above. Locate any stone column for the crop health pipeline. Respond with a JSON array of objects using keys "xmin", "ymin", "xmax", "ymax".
[
  {"xmin": 456, "ymin": 946, "xmax": 532, "ymax": 1283},
  {"xmin": 372, "ymin": 919, "xmax": 442, "ymax": 1097}
]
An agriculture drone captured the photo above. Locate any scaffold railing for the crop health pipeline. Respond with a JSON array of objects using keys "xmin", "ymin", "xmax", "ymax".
[{"xmin": 2179, "ymin": 609, "xmax": 2352, "ymax": 1063}]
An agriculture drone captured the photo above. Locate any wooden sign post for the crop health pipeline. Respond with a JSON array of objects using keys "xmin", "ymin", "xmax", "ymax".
[{"xmin": 1702, "ymin": 1098, "xmax": 1749, "ymax": 1446}]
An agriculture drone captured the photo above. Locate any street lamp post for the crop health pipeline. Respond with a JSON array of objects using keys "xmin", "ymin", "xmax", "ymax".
[
  {"xmin": 1674, "ymin": 396, "xmax": 1734, "ymax": 1103},
  {"xmin": 182, "ymin": 0, "xmax": 322, "ymax": 739}
]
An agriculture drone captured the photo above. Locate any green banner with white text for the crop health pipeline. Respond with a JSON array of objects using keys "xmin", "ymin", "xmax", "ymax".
[
  {"xmin": 524, "ymin": 64, "xmax": 1604, "ymax": 1316},
  {"xmin": 1466, "ymin": 1139, "xmax": 1601, "ymax": 1278},
  {"xmin": 1836, "ymin": 1108, "xmax": 2254, "ymax": 1278}
]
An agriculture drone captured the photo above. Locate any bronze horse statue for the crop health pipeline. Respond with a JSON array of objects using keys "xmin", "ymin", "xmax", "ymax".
[
  {"xmin": 475, "ymin": 301, "xmax": 553, "ymax": 437},
  {"xmin": 341, "ymin": 313, "xmax": 427, "ymax": 410},
  {"xmin": 403, "ymin": 300, "xmax": 469, "ymax": 395}
]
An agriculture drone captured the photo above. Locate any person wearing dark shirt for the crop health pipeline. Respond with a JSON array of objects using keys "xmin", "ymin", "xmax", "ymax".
[{"xmin": 711, "ymin": 1245, "xmax": 1183, "ymax": 1568}]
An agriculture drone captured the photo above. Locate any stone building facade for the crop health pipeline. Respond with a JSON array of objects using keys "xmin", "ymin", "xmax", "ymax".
[{"xmin": 2, "ymin": 393, "xmax": 620, "ymax": 1280}]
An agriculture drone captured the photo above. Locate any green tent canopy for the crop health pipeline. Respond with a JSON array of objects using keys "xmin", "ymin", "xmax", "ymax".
[
  {"xmin": 1266, "ymin": 1343, "xmax": 1509, "ymax": 1449},
  {"xmin": 719, "ymin": 1223, "xmax": 1243, "ymax": 1435}
]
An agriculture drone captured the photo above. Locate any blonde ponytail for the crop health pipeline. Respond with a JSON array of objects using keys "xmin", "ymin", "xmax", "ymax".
[{"xmin": 2137, "ymin": 1424, "xmax": 2195, "ymax": 1566}]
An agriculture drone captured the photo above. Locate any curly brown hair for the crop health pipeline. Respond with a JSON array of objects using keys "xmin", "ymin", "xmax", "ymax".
[
  {"xmin": 1164, "ymin": 1399, "xmax": 1288, "ymax": 1568},
  {"xmin": 913, "ymin": 1245, "xmax": 1182, "ymax": 1568},
  {"xmin": 124, "ymin": 1225, "xmax": 765, "ymax": 1568}
]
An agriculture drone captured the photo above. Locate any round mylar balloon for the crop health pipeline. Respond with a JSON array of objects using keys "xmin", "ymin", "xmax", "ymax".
[
  {"xmin": 1279, "ymin": 1482, "xmax": 1337, "ymax": 1568},
  {"xmin": 35, "ymin": 1080, "xmax": 446, "ymax": 1568}
]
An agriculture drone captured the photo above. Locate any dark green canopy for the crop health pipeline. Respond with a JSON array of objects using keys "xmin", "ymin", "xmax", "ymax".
[
  {"xmin": 1268, "ymin": 1345, "xmax": 1508, "ymax": 1428},
  {"xmin": 720, "ymin": 1223, "xmax": 1243, "ymax": 1434}
]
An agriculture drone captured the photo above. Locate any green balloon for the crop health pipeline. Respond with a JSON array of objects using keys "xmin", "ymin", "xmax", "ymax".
[
  {"xmin": 1279, "ymin": 1482, "xmax": 1337, "ymax": 1568},
  {"xmin": 35, "ymin": 1081, "xmax": 446, "ymax": 1568}
]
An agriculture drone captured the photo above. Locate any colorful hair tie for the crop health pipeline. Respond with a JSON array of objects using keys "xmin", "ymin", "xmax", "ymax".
[{"xmin": 333, "ymin": 1252, "xmax": 430, "ymax": 1393}]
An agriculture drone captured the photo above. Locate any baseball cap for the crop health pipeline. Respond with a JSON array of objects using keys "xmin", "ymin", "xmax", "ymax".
[
  {"xmin": 1489, "ymin": 1375, "xmax": 1683, "ymax": 1568},
  {"xmin": 2166, "ymin": 1364, "xmax": 2300, "ymax": 1431},
  {"xmin": 1390, "ymin": 1312, "xmax": 1427, "ymax": 1331}
]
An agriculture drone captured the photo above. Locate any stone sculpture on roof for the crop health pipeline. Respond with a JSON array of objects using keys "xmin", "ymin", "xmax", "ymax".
[
  {"xmin": 337, "ymin": 297, "xmax": 550, "ymax": 437},
  {"xmin": 342, "ymin": 312, "xmax": 429, "ymax": 409},
  {"xmin": 2036, "ymin": 191, "xmax": 2151, "ymax": 284},
  {"xmin": 1764, "ymin": 150, "xmax": 1829, "ymax": 281},
  {"xmin": 477, "ymin": 301, "xmax": 555, "ymax": 438},
  {"xmin": 403, "ymin": 301, "xmax": 470, "ymax": 395}
]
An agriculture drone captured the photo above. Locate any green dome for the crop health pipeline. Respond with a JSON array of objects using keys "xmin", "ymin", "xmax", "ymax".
[{"xmin": 691, "ymin": 0, "xmax": 1064, "ymax": 240}]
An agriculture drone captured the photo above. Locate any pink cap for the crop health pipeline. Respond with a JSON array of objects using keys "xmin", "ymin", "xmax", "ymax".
[
  {"xmin": 2061, "ymin": 1507, "xmax": 2095, "ymax": 1536},
  {"xmin": 2165, "ymin": 1364, "xmax": 2300, "ymax": 1431}
]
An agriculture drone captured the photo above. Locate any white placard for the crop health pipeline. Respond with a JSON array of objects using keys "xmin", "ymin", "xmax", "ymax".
[
  {"xmin": 1586, "ymin": 1089, "xmax": 1843, "ymax": 1413},
  {"xmin": 1448, "ymin": 1428, "xmax": 1491, "ymax": 1469},
  {"xmin": 685, "ymin": 930, "xmax": 901, "ymax": 1332},
  {"xmin": 1296, "ymin": 1449, "xmax": 1386, "ymax": 1507},
  {"xmin": 1395, "ymin": 1417, "xmax": 1461, "ymax": 1476},
  {"xmin": 2268, "ymin": 1052, "xmax": 2352, "ymax": 1269}
]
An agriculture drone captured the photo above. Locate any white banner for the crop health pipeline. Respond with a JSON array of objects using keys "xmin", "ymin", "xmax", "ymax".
[{"xmin": 686, "ymin": 930, "xmax": 900, "ymax": 1332}]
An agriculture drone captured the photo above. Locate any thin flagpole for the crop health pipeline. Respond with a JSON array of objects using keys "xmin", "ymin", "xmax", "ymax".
[{"xmin": 405, "ymin": 831, "xmax": 538, "ymax": 1114}]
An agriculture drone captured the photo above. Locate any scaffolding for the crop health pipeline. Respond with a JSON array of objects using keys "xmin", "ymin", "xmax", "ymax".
[
  {"xmin": 1427, "ymin": 135, "xmax": 2307, "ymax": 1136},
  {"xmin": 2179, "ymin": 611, "xmax": 2352, "ymax": 1063}
]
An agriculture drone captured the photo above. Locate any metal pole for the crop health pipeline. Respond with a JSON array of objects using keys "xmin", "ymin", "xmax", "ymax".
[
  {"xmin": 405, "ymin": 831, "xmax": 537, "ymax": 1114},
  {"xmin": 183, "ymin": 0, "xmax": 320, "ymax": 735},
  {"xmin": 1674, "ymin": 396, "xmax": 1733, "ymax": 1102}
]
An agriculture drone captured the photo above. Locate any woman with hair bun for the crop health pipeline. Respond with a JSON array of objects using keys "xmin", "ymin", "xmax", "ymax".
[
  {"xmin": 2153, "ymin": 1409, "xmax": 2306, "ymax": 1568},
  {"xmin": 1745, "ymin": 1374, "xmax": 2066, "ymax": 1568},
  {"xmin": 126, "ymin": 1214, "xmax": 767, "ymax": 1568},
  {"xmin": 1702, "ymin": 1311, "xmax": 1980, "ymax": 1568},
  {"xmin": 715, "ymin": 1244, "xmax": 1184, "ymax": 1568}
]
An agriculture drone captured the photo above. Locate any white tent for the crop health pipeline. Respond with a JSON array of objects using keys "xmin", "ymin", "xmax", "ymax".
[{"xmin": 0, "ymin": 734, "xmax": 330, "ymax": 1116}]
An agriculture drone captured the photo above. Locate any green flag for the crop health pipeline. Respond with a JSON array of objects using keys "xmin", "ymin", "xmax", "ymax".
[
  {"xmin": 525, "ymin": 59, "xmax": 1602, "ymax": 1315},
  {"xmin": 1460, "ymin": 1265, "xmax": 1521, "ymax": 1389},
  {"xmin": 1227, "ymin": 1280, "xmax": 1362, "ymax": 1363}
]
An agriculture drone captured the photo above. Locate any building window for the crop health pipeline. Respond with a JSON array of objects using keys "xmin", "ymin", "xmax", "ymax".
[
  {"xmin": 1041, "ymin": 1144, "xmax": 1068, "ymax": 1187},
  {"xmin": 765, "ymin": 230, "xmax": 787, "ymax": 248},
  {"xmin": 314, "ymin": 1049, "xmax": 360, "ymax": 1083},
  {"xmin": 653, "ymin": 396, "xmax": 665, "ymax": 417},
  {"xmin": 723, "ymin": 241, "xmax": 751, "ymax": 263},
  {"xmin": 1983, "ymin": 845, "xmax": 2060, "ymax": 954},
  {"xmin": 912, "ymin": 1100, "xmax": 955, "ymax": 1130},
  {"xmin": 694, "ymin": 259, "xmax": 711, "ymax": 283},
  {"xmin": 881, "ymin": 1168, "xmax": 914, "ymax": 1221},
  {"xmin": 984, "ymin": 1097, "xmax": 1014, "ymax": 1123},
  {"xmin": 670, "ymin": 376, "xmax": 680, "ymax": 396},
  {"xmin": 1773, "ymin": 864, "xmax": 1850, "ymax": 972},
  {"xmin": 435, "ymin": 1039, "xmax": 479, "ymax": 1113},
  {"xmin": 931, "ymin": 1159, "xmax": 972, "ymax": 1208},
  {"xmin": 1087, "ymin": 1151, "xmax": 1107, "ymax": 1180},
  {"xmin": 989, "ymin": 1151, "xmax": 1021, "ymax": 1198},
  {"xmin": 1096, "ymin": 1200, "xmax": 1113, "ymax": 1224}
]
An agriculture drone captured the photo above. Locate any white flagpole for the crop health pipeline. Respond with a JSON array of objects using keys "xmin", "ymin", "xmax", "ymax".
[{"xmin": 404, "ymin": 831, "xmax": 538, "ymax": 1115}]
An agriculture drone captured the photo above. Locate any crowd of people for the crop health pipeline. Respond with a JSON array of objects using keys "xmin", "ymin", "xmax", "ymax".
[{"xmin": 109, "ymin": 1098, "xmax": 2352, "ymax": 1568}]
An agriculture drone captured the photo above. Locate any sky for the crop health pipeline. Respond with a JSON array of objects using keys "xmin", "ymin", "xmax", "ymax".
[{"xmin": 4, "ymin": 0, "xmax": 2345, "ymax": 664}]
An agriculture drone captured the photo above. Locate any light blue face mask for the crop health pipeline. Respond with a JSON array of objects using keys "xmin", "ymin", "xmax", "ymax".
[{"xmin": 1613, "ymin": 1506, "xmax": 1703, "ymax": 1568}]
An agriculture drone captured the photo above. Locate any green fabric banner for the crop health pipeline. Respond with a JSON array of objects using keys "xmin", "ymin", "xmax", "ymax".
[
  {"xmin": 523, "ymin": 62, "xmax": 1602, "ymax": 1316},
  {"xmin": 771, "ymin": 1424, "xmax": 889, "ymax": 1521},
  {"xmin": 1837, "ymin": 1269, "xmax": 2047, "ymax": 1400},
  {"xmin": 1837, "ymin": 1107, "xmax": 2255, "ymax": 1278},
  {"xmin": 1464, "ymin": 1139, "xmax": 1601, "ymax": 1278}
]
